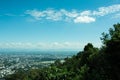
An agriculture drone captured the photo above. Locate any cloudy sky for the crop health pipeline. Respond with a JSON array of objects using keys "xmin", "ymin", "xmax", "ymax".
[{"xmin": 0, "ymin": 0, "xmax": 120, "ymax": 50}]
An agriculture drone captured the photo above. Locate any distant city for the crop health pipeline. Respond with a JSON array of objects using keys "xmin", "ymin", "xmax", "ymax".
[{"xmin": 0, "ymin": 50, "xmax": 78, "ymax": 78}]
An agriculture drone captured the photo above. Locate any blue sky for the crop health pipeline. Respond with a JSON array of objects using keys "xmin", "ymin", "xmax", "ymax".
[{"xmin": 0, "ymin": 0, "xmax": 120, "ymax": 50}]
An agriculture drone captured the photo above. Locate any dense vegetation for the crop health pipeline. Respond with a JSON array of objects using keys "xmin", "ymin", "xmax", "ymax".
[{"xmin": 5, "ymin": 23, "xmax": 120, "ymax": 80}]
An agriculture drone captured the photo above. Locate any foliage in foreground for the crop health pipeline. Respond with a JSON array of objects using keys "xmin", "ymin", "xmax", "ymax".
[{"xmin": 5, "ymin": 23, "xmax": 120, "ymax": 80}]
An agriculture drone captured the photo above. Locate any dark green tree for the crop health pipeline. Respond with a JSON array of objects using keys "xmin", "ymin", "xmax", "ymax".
[{"xmin": 101, "ymin": 23, "xmax": 120, "ymax": 80}]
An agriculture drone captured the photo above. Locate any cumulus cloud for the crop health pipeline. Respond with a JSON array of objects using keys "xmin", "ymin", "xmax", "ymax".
[
  {"xmin": 25, "ymin": 4, "xmax": 120, "ymax": 23},
  {"xmin": 25, "ymin": 9, "xmax": 95, "ymax": 23},
  {"xmin": 93, "ymin": 4, "xmax": 120, "ymax": 16},
  {"xmin": 80, "ymin": 10, "xmax": 91, "ymax": 16},
  {"xmin": 74, "ymin": 16, "xmax": 95, "ymax": 23},
  {"xmin": 25, "ymin": 9, "xmax": 79, "ymax": 22}
]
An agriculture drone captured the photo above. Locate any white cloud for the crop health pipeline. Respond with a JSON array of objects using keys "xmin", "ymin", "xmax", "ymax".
[
  {"xmin": 80, "ymin": 10, "xmax": 91, "ymax": 16},
  {"xmin": 25, "ymin": 9, "xmax": 79, "ymax": 22},
  {"xmin": 45, "ymin": 9, "xmax": 62, "ymax": 21},
  {"xmin": 60, "ymin": 9, "xmax": 78, "ymax": 18},
  {"xmin": 93, "ymin": 4, "xmax": 120, "ymax": 16},
  {"xmin": 25, "ymin": 4, "xmax": 120, "ymax": 23},
  {"xmin": 26, "ymin": 9, "xmax": 45, "ymax": 20},
  {"xmin": 25, "ymin": 9, "xmax": 93, "ymax": 23},
  {"xmin": 25, "ymin": 9, "xmax": 63, "ymax": 21},
  {"xmin": 0, "ymin": 42, "xmax": 83, "ymax": 50},
  {"xmin": 74, "ymin": 16, "xmax": 95, "ymax": 23}
]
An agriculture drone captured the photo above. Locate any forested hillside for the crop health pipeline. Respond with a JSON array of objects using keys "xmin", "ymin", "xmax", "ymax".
[{"xmin": 5, "ymin": 23, "xmax": 120, "ymax": 80}]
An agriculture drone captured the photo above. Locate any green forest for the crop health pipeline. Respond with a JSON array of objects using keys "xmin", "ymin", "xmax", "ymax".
[{"xmin": 5, "ymin": 23, "xmax": 120, "ymax": 80}]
